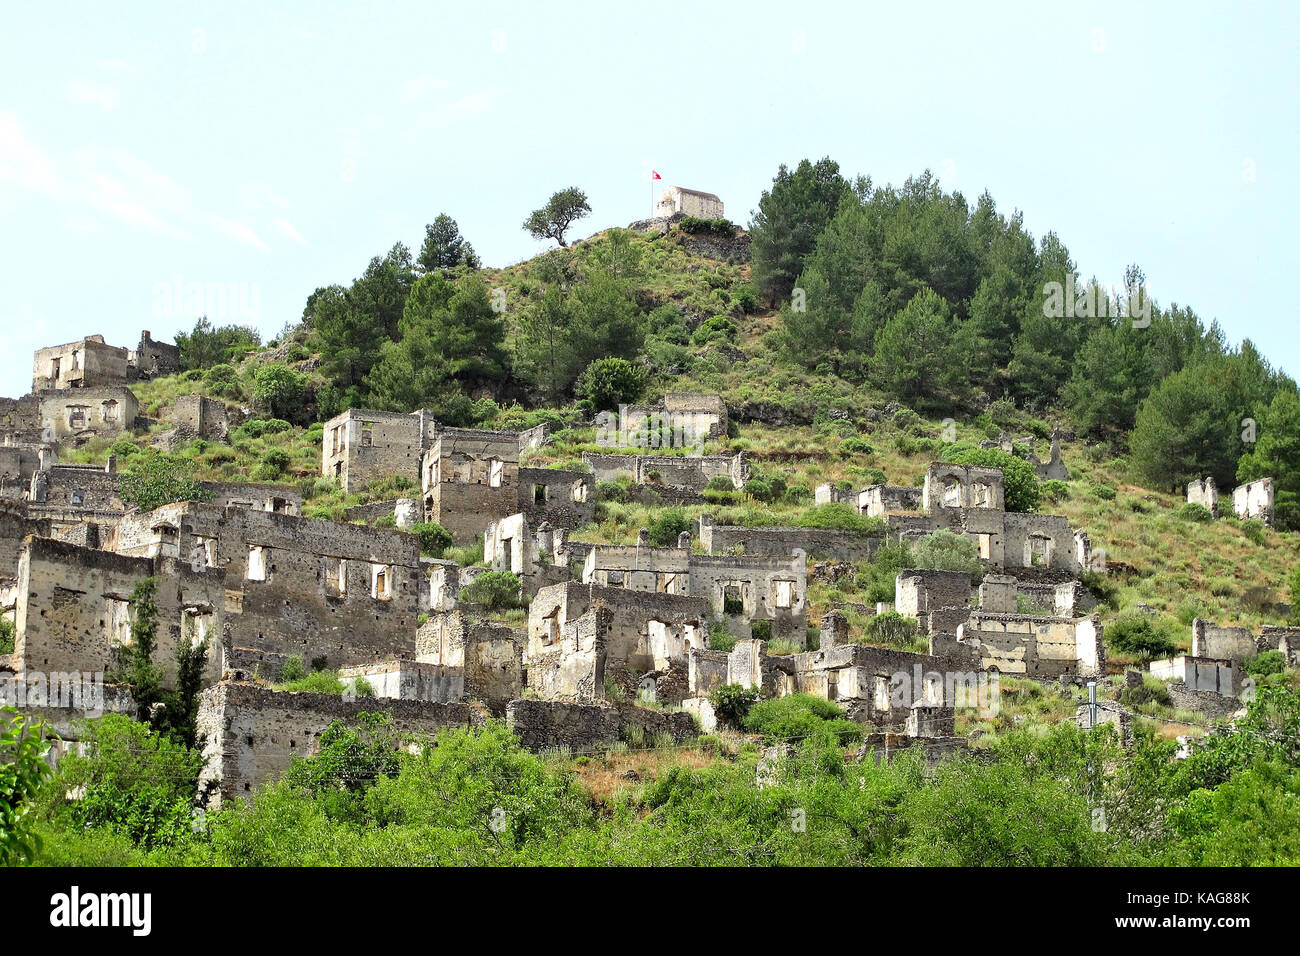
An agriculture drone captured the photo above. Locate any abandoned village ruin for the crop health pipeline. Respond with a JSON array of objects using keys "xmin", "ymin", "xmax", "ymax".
[{"xmin": 0, "ymin": 327, "xmax": 1289, "ymax": 807}]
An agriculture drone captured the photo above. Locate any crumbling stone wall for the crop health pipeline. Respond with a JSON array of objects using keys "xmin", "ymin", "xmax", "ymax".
[
  {"xmin": 13, "ymin": 537, "xmax": 225, "ymax": 686},
  {"xmin": 689, "ymin": 550, "xmax": 808, "ymax": 644},
  {"xmin": 698, "ymin": 513, "xmax": 881, "ymax": 561},
  {"xmin": 196, "ymin": 681, "xmax": 485, "ymax": 805},
  {"xmin": 923, "ymin": 463, "xmax": 1005, "ymax": 513},
  {"xmin": 321, "ymin": 408, "xmax": 437, "ymax": 493},
  {"xmin": 170, "ymin": 395, "xmax": 230, "ymax": 442},
  {"xmin": 110, "ymin": 502, "xmax": 422, "ymax": 673},
  {"xmin": 1187, "ymin": 477, "xmax": 1219, "ymax": 516},
  {"xmin": 1191, "ymin": 619, "xmax": 1257, "ymax": 664},
  {"xmin": 130, "ymin": 331, "xmax": 180, "ymax": 380},
  {"xmin": 32, "ymin": 336, "xmax": 129, "ymax": 391},
  {"xmin": 957, "ymin": 612, "xmax": 1104, "ymax": 679},
  {"xmin": 896, "ymin": 570, "xmax": 972, "ymax": 618},
  {"xmin": 581, "ymin": 451, "xmax": 747, "ymax": 492},
  {"xmin": 200, "ymin": 481, "xmax": 301, "ymax": 515},
  {"xmin": 424, "ymin": 427, "xmax": 520, "ymax": 542},
  {"xmin": 1150, "ymin": 655, "xmax": 1236, "ymax": 696},
  {"xmin": 27, "ymin": 463, "xmax": 122, "ymax": 516},
  {"xmin": 519, "ymin": 466, "xmax": 595, "ymax": 529},
  {"xmin": 38, "ymin": 387, "xmax": 138, "ymax": 444},
  {"xmin": 1232, "ymin": 477, "xmax": 1274, "ymax": 525},
  {"xmin": 527, "ymin": 583, "xmax": 708, "ymax": 702},
  {"xmin": 505, "ymin": 698, "xmax": 697, "ymax": 753},
  {"xmin": 416, "ymin": 609, "xmax": 523, "ymax": 713}
]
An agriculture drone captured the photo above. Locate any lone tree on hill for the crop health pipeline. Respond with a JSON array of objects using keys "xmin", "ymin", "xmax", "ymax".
[{"xmin": 523, "ymin": 187, "xmax": 591, "ymax": 247}]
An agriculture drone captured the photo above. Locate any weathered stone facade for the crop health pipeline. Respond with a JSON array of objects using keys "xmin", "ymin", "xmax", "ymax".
[{"xmin": 196, "ymin": 680, "xmax": 486, "ymax": 805}]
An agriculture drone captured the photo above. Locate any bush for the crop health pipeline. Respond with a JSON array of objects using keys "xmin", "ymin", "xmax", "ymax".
[
  {"xmin": 234, "ymin": 418, "xmax": 292, "ymax": 440},
  {"xmin": 648, "ymin": 508, "xmax": 692, "ymax": 546},
  {"xmin": 1106, "ymin": 614, "xmax": 1178, "ymax": 659},
  {"xmin": 576, "ymin": 357, "xmax": 643, "ymax": 414},
  {"xmin": 679, "ymin": 216, "xmax": 736, "ymax": 237},
  {"xmin": 742, "ymin": 694, "xmax": 863, "ymax": 744},
  {"xmin": 458, "ymin": 571, "xmax": 523, "ymax": 610},
  {"xmin": 282, "ymin": 670, "xmax": 346, "ymax": 694},
  {"xmin": 410, "ymin": 522, "xmax": 453, "ymax": 558},
  {"xmin": 839, "ymin": 436, "xmax": 873, "ymax": 456},
  {"xmin": 909, "ymin": 529, "xmax": 982, "ymax": 579},
  {"xmin": 253, "ymin": 363, "xmax": 307, "ymax": 420},
  {"xmin": 863, "ymin": 611, "xmax": 918, "ymax": 648},
  {"xmin": 0, "ymin": 617, "xmax": 14, "ymax": 654},
  {"xmin": 261, "ymin": 448, "xmax": 291, "ymax": 474},
  {"xmin": 750, "ymin": 620, "xmax": 773, "ymax": 641},
  {"xmin": 1119, "ymin": 678, "xmax": 1173, "ymax": 710},
  {"xmin": 1040, "ymin": 480, "xmax": 1071, "ymax": 503},
  {"xmin": 948, "ymin": 448, "xmax": 1040, "ymax": 512},
  {"xmin": 1091, "ymin": 482, "xmax": 1117, "ymax": 501},
  {"xmin": 691, "ymin": 315, "xmax": 738, "ymax": 346},
  {"xmin": 595, "ymin": 481, "xmax": 627, "ymax": 503},
  {"xmin": 1176, "ymin": 503, "xmax": 1214, "ymax": 522},
  {"xmin": 792, "ymin": 502, "xmax": 884, "ymax": 534},
  {"xmin": 1244, "ymin": 650, "xmax": 1286, "ymax": 678},
  {"xmin": 280, "ymin": 655, "xmax": 305, "ymax": 682},
  {"xmin": 109, "ymin": 439, "xmax": 140, "ymax": 459},
  {"xmin": 709, "ymin": 683, "xmax": 758, "ymax": 723}
]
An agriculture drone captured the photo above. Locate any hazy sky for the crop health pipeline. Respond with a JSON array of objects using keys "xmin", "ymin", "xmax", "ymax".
[{"xmin": 2, "ymin": 1, "xmax": 1297, "ymax": 398}]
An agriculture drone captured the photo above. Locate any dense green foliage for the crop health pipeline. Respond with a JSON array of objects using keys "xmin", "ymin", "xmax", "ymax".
[
  {"xmin": 25, "ymin": 681, "xmax": 1300, "ymax": 866},
  {"xmin": 119, "ymin": 451, "xmax": 212, "ymax": 512},
  {"xmin": 1, "ymin": 707, "xmax": 48, "ymax": 865}
]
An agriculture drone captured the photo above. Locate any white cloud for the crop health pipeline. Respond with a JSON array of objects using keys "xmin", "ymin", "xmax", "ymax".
[
  {"xmin": 65, "ymin": 81, "xmax": 120, "ymax": 112},
  {"xmin": 76, "ymin": 145, "xmax": 192, "ymax": 238},
  {"xmin": 98, "ymin": 59, "xmax": 136, "ymax": 75},
  {"xmin": 272, "ymin": 217, "xmax": 306, "ymax": 244},
  {"xmin": 0, "ymin": 112, "xmax": 63, "ymax": 198},
  {"xmin": 212, "ymin": 216, "xmax": 270, "ymax": 251}
]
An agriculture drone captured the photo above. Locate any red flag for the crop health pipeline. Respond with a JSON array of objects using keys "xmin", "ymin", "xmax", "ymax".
[{"xmin": 651, "ymin": 170, "xmax": 662, "ymax": 180}]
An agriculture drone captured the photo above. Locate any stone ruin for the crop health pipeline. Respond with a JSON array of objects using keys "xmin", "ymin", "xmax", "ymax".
[
  {"xmin": 7, "ymin": 341, "xmax": 1274, "ymax": 803},
  {"xmin": 1186, "ymin": 474, "xmax": 1275, "ymax": 525}
]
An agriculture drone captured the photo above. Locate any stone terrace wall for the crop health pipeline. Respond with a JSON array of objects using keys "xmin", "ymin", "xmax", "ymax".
[
  {"xmin": 197, "ymin": 681, "xmax": 486, "ymax": 806},
  {"xmin": 699, "ymin": 516, "xmax": 881, "ymax": 561},
  {"xmin": 505, "ymin": 698, "xmax": 697, "ymax": 753}
]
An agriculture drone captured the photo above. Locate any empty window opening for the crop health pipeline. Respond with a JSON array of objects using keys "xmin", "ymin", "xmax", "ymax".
[
  {"xmin": 247, "ymin": 545, "xmax": 268, "ymax": 581},
  {"xmin": 371, "ymin": 564, "xmax": 392, "ymax": 600}
]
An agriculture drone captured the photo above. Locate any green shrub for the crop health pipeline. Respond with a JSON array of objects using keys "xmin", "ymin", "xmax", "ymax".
[
  {"xmin": 1244, "ymin": 650, "xmax": 1286, "ymax": 678},
  {"xmin": 1040, "ymin": 480, "xmax": 1071, "ymax": 503},
  {"xmin": 709, "ymin": 683, "xmax": 758, "ymax": 723},
  {"xmin": 280, "ymin": 655, "xmax": 305, "ymax": 682},
  {"xmin": 948, "ymin": 447, "xmax": 1040, "ymax": 512},
  {"xmin": 648, "ymin": 508, "xmax": 692, "ymax": 546},
  {"xmin": 411, "ymin": 522, "xmax": 453, "ymax": 558},
  {"xmin": 750, "ymin": 620, "xmax": 773, "ymax": 641},
  {"xmin": 261, "ymin": 448, "xmax": 291, "ymax": 473},
  {"xmin": 1106, "ymin": 614, "xmax": 1178, "ymax": 659},
  {"xmin": 691, "ymin": 315, "xmax": 738, "ymax": 346},
  {"xmin": 282, "ymin": 670, "xmax": 346, "ymax": 694},
  {"xmin": 1091, "ymin": 482, "xmax": 1117, "ymax": 501},
  {"xmin": 458, "ymin": 571, "xmax": 523, "ymax": 610},
  {"xmin": 792, "ymin": 503, "xmax": 883, "ymax": 534},
  {"xmin": 1176, "ymin": 503, "xmax": 1214, "ymax": 522},
  {"xmin": 109, "ymin": 439, "xmax": 141, "ymax": 459},
  {"xmin": 234, "ymin": 418, "xmax": 292, "ymax": 440},
  {"xmin": 595, "ymin": 480, "xmax": 628, "ymax": 503},
  {"xmin": 909, "ymin": 529, "xmax": 982, "ymax": 579},
  {"xmin": 863, "ymin": 611, "xmax": 918, "ymax": 648},
  {"xmin": 742, "ymin": 694, "xmax": 863, "ymax": 744},
  {"xmin": 576, "ymin": 357, "xmax": 643, "ymax": 413}
]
